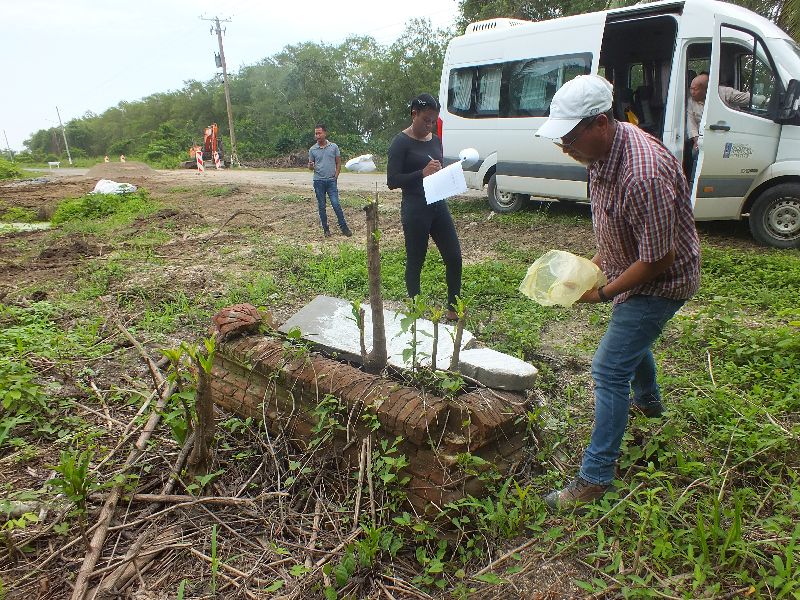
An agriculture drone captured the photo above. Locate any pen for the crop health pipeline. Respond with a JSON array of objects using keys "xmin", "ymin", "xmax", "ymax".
[{"xmin": 428, "ymin": 154, "xmax": 434, "ymax": 161}]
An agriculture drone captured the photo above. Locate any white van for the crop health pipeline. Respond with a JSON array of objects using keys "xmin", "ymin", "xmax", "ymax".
[{"xmin": 438, "ymin": 0, "xmax": 800, "ymax": 248}]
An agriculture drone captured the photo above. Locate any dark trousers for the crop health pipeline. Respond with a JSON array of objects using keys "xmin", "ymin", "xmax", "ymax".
[{"xmin": 401, "ymin": 200, "xmax": 462, "ymax": 309}]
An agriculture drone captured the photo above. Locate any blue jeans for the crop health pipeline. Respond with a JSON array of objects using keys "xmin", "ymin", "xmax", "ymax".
[
  {"xmin": 313, "ymin": 178, "xmax": 348, "ymax": 232},
  {"xmin": 580, "ymin": 295, "xmax": 685, "ymax": 485}
]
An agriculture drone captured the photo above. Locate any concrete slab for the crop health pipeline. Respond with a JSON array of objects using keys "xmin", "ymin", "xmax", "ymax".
[
  {"xmin": 278, "ymin": 295, "xmax": 474, "ymax": 370},
  {"xmin": 458, "ymin": 348, "xmax": 538, "ymax": 391}
]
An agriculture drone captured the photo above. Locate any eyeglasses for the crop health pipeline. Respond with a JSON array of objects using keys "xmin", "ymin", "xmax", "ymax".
[{"xmin": 553, "ymin": 115, "xmax": 598, "ymax": 149}]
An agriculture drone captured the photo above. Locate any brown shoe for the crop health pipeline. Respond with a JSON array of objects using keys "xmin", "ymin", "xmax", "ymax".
[
  {"xmin": 544, "ymin": 476, "xmax": 610, "ymax": 511},
  {"xmin": 445, "ymin": 309, "xmax": 459, "ymax": 321}
]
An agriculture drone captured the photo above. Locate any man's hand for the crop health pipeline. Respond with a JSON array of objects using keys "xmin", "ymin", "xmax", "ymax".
[
  {"xmin": 577, "ymin": 287, "xmax": 602, "ymax": 303},
  {"xmin": 308, "ymin": 161, "xmax": 314, "ymax": 170},
  {"xmin": 422, "ymin": 159, "xmax": 442, "ymax": 177}
]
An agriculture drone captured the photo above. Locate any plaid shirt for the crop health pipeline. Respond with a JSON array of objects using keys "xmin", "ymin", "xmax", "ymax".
[{"xmin": 589, "ymin": 122, "xmax": 701, "ymax": 303}]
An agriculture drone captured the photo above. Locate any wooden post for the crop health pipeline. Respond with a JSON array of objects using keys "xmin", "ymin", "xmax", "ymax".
[
  {"xmin": 363, "ymin": 189, "xmax": 387, "ymax": 374},
  {"xmin": 187, "ymin": 355, "xmax": 215, "ymax": 478}
]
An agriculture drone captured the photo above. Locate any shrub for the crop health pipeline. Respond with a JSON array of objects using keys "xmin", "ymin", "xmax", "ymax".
[
  {"xmin": 0, "ymin": 158, "xmax": 22, "ymax": 180},
  {"xmin": 51, "ymin": 189, "xmax": 153, "ymax": 225},
  {"xmin": 0, "ymin": 206, "xmax": 39, "ymax": 223}
]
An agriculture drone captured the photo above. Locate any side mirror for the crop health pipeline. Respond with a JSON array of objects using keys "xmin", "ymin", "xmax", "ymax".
[{"xmin": 778, "ymin": 79, "xmax": 800, "ymax": 122}]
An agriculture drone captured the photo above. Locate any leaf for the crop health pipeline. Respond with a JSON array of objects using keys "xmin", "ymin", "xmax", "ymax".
[
  {"xmin": 474, "ymin": 572, "xmax": 504, "ymax": 584},
  {"xmin": 289, "ymin": 563, "xmax": 311, "ymax": 577},
  {"xmin": 265, "ymin": 579, "xmax": 285, "ymax": 592}
]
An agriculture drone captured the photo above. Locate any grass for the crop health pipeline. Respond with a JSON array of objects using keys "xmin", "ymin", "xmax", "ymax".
[
  {"xmin": 0, "ymin": 206, "xmax": 40, "ymax": 223},
  {"xmin": 201, "ymin": 185, "xmax": 239, "ymax": 198},
  {"xmin": 51, "ymin": 189, "xmax": 159, "ymax": 235},
  {"xmin": 1, "ymin": 182, "xmax": 798, "ymax": 598}
]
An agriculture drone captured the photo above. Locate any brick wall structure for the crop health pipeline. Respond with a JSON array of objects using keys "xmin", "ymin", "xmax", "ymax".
[{"xmin": 212, "ymin": 334, "xmax": 533, "ymax": 513}]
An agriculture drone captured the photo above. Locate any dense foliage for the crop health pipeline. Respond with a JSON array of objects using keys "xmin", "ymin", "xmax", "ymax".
[{"xmin": 22, "ymin": 20, "xmax": 450, "ymax": 165}]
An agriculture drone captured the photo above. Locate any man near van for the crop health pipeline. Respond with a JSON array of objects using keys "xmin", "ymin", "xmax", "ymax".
[
  {"xmin": 535, "ymin": 75, "xmax": 701, "ymax": 511},
  {"xmin": 308, "ymin": 124, "xmax": 352, "ymax": 237}
]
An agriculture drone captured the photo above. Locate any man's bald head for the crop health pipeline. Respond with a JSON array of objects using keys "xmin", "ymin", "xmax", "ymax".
[{"xmin": 690, "ymin": 73, "xmax": 709, "ymax": 102}]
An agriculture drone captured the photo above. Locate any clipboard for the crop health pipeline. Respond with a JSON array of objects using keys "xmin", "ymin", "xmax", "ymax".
[{"xmin": 423, "ymin": 161, "xmax": 468, "ymax": 204}]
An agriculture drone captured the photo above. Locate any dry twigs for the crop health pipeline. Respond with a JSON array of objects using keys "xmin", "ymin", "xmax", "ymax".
[{"xmin": 69, "ymin": 321, "xmax": 174, "ymax": 600}]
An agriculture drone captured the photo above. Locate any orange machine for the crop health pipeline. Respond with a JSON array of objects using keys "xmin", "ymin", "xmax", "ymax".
[{"xmin": 183, "ymin": 123, "xmax": 228, "ymax": 168}]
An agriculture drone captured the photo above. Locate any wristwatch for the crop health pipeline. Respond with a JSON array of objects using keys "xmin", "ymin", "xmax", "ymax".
[{"xmin": 597, "ymin": 286, "xmax": 612, "ymax": 302}]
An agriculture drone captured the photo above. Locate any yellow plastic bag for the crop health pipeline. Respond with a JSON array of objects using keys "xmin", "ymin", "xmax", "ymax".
[{"xmin": 519, "ymin": 250, "xmax": 608, "ymax": 307}]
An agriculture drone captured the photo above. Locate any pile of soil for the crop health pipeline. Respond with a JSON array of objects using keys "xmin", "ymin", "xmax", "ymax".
[
  {"xmin": 38, "ymin": 238, "xmax": 100, "ymax": 261},
  {"xmin": 85, "ymin": 161, "xmax": 156, "ymax": 178}
]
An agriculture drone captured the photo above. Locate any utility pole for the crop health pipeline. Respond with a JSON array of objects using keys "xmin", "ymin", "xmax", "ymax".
[
  {"xmin": 55, "ymin": 106, "xmax": 73, "ymax": 166},
  {"xmin": 201, "ymin": 16, "xmax": 239, "ymax": 167},
  {"xmin": 2, "ymin": 130, "xmax": 13, "ymax": 162}
]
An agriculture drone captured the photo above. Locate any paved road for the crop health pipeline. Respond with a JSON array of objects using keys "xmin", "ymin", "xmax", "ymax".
[{"xmin": 25, "ymin": 167, "xmax": 486, "ymax": 197}]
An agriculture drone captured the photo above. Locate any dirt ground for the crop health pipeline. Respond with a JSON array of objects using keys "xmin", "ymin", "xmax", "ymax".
[
  {"xmin": 2, "ymin": 165, "xmax": 759, "ymax": 291},
  {"xmin": 0, "ymin": 167, "xmax": 764, "ymax": 599}
]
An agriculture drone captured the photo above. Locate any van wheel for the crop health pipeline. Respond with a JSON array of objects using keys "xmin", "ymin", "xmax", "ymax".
[
  {"xmin": 749, "ymin": 184, "xmax": 800, "ymax": 248},
  {"xmin": 487, "ymin": 174, "xmax": 529, "ymax": 213}
]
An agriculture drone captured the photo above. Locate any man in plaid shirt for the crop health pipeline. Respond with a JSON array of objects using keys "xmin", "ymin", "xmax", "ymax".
[{"xmin": 536, "ymin": 75, "xmax": 701, "ymax": 511}]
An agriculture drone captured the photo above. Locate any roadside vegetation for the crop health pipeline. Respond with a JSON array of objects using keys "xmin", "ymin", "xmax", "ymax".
[
  {"xmin": 1, "ymin": 180, "xmax": 797, "ymax": 598},
  {"xmin": 17, "ymin": 0, "xmax": 797, "ymax": 169}
]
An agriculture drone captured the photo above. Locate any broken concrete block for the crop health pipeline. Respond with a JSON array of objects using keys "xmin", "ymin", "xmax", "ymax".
[
  {"xmin": 277, "ymin": 295, "xmax": 474, "ymax": 370},
  {"xmin": 457, "ymin": 348, "xmax": 538, "ymax": 391}
]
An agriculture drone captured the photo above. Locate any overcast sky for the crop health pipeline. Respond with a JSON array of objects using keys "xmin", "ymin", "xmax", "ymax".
[{"xmin": 2, "ymin": 0, "xmax": 459, "ymax": 152}]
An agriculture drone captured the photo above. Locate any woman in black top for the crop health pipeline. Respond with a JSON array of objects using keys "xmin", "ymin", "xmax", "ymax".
[{"xmin": 387, "ymin": 93, "xmax": 462, "ymax": 320}]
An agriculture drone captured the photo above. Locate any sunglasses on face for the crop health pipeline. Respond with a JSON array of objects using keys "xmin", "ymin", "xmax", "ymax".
[{"xmin": 553, "ymin": 115, "xmax": 599, "ymax": 149}]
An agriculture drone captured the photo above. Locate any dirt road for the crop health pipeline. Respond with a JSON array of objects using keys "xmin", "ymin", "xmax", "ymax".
[{"xmin": 26, "ymin": 167, "xmax": 486, "ymax": 197}]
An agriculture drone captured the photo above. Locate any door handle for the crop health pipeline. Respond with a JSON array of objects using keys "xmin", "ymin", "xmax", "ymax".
[{"xmin": 709, "ymin": 123, "xmax": 731, "ymax": 131}]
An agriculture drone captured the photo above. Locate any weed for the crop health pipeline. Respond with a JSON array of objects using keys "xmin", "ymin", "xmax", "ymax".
[
  {"xmin": 52, "ymin": 189, "xmax": 155, "ymax": 228},
  {"xmin": 202, "ymin": 185, "xmax": 239, "ymax": 198},
  {"xmin": 0, "ymin": 206, "xmax": 39, "ymax": 223},
  {"xmin": 50, "ymin": 449, "xmax": 97, "ymax": 512},
  {"xmin": 371, "ymin": 436, "xmax": 410, "ymax": 512},
  {"xmin": 0, "ymin": 159, "xmax": 22, "ymax": 180},
  {"xmin": 210, "ymin": 524, "xmax": 218, "ymax": 594},
  {"xmin": 309, "ymin": 394, "xmax": 346, "ymax": 450},
  {"xmin": 176, "ymin": 578, "xmax": 187, "ymax": 599},
  {"xmin": 1, "ymin": 509, "xmax": 38, "ymax": 558}
]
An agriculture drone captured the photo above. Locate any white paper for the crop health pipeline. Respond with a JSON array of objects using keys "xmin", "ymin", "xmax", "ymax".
[{"xmin": 423, "ymin": 161, "xmax": 467, "ymax": 204}]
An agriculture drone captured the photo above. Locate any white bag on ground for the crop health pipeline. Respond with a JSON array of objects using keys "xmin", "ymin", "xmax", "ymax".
[
  {"xmin": 345, "ymin": 154, "xmax": 377, "ymax": 173},
  {"xmin": 519, "ymin": 250, "xmax": 608, "ymax": 307},
  {"xmin": 91, "ymin": 179, "xmax": 137, "ymax": 194}
]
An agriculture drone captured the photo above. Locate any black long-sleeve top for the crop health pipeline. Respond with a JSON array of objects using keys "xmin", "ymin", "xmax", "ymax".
[{"xmin": 386, "ymin": 132, "xmax": 444, "ymax": 206}]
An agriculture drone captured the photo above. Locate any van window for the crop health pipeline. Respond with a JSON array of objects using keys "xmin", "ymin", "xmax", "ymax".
[
  {"xmin": 447, "ymin": 53, "xmax": 591, "ymax": 119},
  {"xmin": 629, "ymin": 63, "xmax": 645, "ymax": 90},
  {"xmin": 476, "ymin": 65, "xmax": 503, "ymax": 116},
  {"xmin": 719, "ymin": 25, "xmax": 777, "ymax": 116},
  {"xmin": 449, "ymin": 69, "xmax": 474, "ymax": 113},
  {"xmin": 506, "ymin": 53, "xmax": 592, "ymax": 117}
]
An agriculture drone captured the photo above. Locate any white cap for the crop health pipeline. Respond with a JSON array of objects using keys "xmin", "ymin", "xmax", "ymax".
[{"xmin": 535, "ymin": 75, "xmax": 613, "ymax": 139}]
